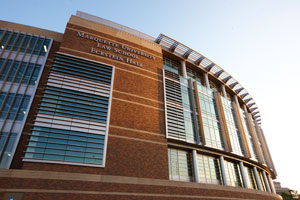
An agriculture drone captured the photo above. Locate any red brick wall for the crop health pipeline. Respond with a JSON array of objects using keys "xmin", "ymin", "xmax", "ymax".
[
  {"xmin": 0, "ymin": 173, "xmax": 282, "ymax": 200},
  {"xmin": 12, "ymin": 21, "xmax": 169, "ymax": 180}
]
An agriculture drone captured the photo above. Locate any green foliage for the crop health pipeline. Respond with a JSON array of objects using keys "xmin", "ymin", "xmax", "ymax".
[{"xmin": 281, "ymin": 192, "xmax": 294, "ymax": 200}]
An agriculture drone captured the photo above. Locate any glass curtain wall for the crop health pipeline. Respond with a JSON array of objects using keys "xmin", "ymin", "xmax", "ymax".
[
  {"xmin": 164, "ymin": 57, "xmax": 196, "ymax": 143},
  {"xmin": 24, "ymin": 53, "xmax": 114, "ymax": 167},
  {"xmin": 0, "ymin": 29, "xmax": 51, "ymax": 168},
  {"xmin": 163, "ymin": 57, "xmax": 271, "ymax": 192},
  {"xmin": 164, "ymin": 56, "xmax": 225, "ymax": 149}
]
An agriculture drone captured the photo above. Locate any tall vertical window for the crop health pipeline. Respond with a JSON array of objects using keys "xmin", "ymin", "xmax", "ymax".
[
  {"xmin": 164, "ymin": 58, "xmax": 225, "ymax": 149},
  {"xmin": 168, "ymin": 148, "xmax": 193, "ymax": 182},
  {"xmin": 224, "ymin": 160, "xmax": 242, "ymax": 187},
  {"xmin": 221, "ymin": 96, "xmax": 244, "ymax": 155},
  {"xmin": 196, "ymin": 83, "xmax": 224, "ymax": 150},
  {"xmin": 24, "ymin": 53, "xmax": 114, "ymax": 167},
  {"xmin": 164, "ymin": 57, "xmax": 196, "ymax": 143},
  {"xmin": 5, "ymin": 32, "xmax": 17, "ymax": 50},
  {"xmin": 0, "ymin": 132, "xmax": 17, "ymax": 168},
  {"xmin": 197, "ymin": 154, "xmax": 222, "ymax": 184}
]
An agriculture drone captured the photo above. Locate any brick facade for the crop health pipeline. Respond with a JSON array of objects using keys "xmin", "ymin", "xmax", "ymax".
[{"xmin": 0, "ymin": 14, "xmax": 282, "ymax": 200}]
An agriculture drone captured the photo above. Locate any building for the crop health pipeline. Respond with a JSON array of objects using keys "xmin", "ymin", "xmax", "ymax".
[
  {"xmin": 274, "ymin": 182, "xmax": 291, "ymax": 195},
  {"xmin": 0, "ymin": 11, "xmax": 282, "ymax": 200},
  {"xmin": 274, "ymin": 182, "xmax": 299, "ymax": 199}
]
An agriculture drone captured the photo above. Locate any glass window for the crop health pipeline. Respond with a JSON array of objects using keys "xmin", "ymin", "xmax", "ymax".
[
  {"xmin": 13, "ymin": 34, "xmax": 25, "ymax": 51},
  {"xmin": 168, "ymin": 148, "xmax": 193, "ymax": 182},
  {"xmin": 0, "ymin": 132, "xmax": 17, "ymax": 168},
  {"xmin": 187, "ymin": 67, "xmax": 203, "ymax": 85},
  {"xmin": 0, "ymin": 93, "xmax": 14, "ymax": 119},
  {"xmin": 24, "ymin": 53, "xmax": 114, "ymax": 167},
  {"xmin": 65, "ymin": 156, "xmax": 84, "ymax": 163},
  {"xmin": 30, "ymin": 65, "xmax": 41, "ymax": 85},
  {"xmin": 221, "ymin": 96, "xmax": 244, "ymax": 155},
  {"xmin": 0, "ymin": 31, "xmax": 11, "ymax": 48},
  {"xmin": 164, "ymin": 68, "xmax": 198, "ymax": 144},
  {"xmin": 163, "ymin": 56, "xmax": 180, "ymax": 74},
  {"xmin": 0, "ymin": 31, "xmax": 50, "ymax": 55},
  {"xmin": 39, "ymin": 85, "xmax": 109, "ymax": 123},
  {"xmin": 197, "ymin": 89, "xmax": 224, "ymax": 150},
  {"xmin": 23, "ymin": 63, "xmax": 33, "ymax": 84},
  {"xmin": 34, "ymin": 38, "xmax": 44, "ymax": 55},
  {"xmin": 51, "ymin": 53, "xmax": 112, "ymax": 85},
  {"xmin": 0, "ymin": 60, "xmax": 12, "ymax": 80},
  {"xmin": 6, "ymin": 32, "xmax": 17, "ymax": 50},
  {"xmin": 0, "ymin": 59, "xmax": 41, "ymax": 85},
  {"xmin": 26, "ymin": 36, "xmax": 38, "ymax": 53},
  {"xmin": 25, "ymin": 127, "xmax": 105, "ymax": 165},
  {"xmin": 197, "ymin": 154, "xmax": 221, "ymax": 184},
  {"xmin": 0, "ymin": 93, "xmax": 31, "ymax": 120},
  {"xmin": 224, "ymin": 160, "xmax": 242, "ymax": 187},
  {"xmin": 15, "ymin": 62, "xmax": 26, "ymax": 83},
  {"xmin": 20, "ymin": 35, "xmax": 31, "ymax": 52},
  {"xmin": 0, "ymin": 92, "xmax": 7, "ymax": 107},
  {"xmin": 8, "ymin": 94, "xmax": 22, "ymax": 120},
  {"xmin": 16, "ymin": 95, "xmax": 30, "ymax": 120},
  {"xmin": 7, "ymin": 62, "xmax": 19, "ymax": 81}
]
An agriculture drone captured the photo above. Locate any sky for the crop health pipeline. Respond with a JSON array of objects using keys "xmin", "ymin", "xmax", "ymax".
[{"xmin": 1, "ymin": 0, "xmax": 300, "ymax": 192}]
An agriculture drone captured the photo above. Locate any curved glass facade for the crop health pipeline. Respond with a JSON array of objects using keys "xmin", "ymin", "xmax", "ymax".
[{"xmin": 164, "ymin": 56, "xmax": 275, "ymax": 193}]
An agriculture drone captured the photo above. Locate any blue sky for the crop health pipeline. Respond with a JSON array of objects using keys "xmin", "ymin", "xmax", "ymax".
[{"xmin": 2, "ymin": 0, "xmax": 300, "ymax": 192}]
